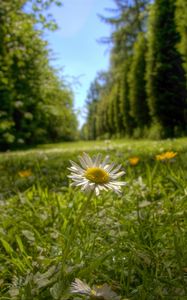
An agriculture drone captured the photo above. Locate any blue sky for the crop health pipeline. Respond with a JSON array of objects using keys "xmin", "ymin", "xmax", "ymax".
[{"xmin": 46, "ymin": 0, "xmax": 115, "ymax": 127}]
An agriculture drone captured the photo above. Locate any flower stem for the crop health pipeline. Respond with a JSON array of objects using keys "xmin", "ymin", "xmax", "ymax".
[{"xmin": 62, "ymin": 189, "xmax": 95, "ymax": 265}]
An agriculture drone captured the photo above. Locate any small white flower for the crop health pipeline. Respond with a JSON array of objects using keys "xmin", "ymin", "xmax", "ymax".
[
  {"xmin": 93, "ymin": 283, "xmax": 121, "ymax": 299},
  {"xmin": 68, "ymin": 152, "xmax": 126, "ymax": 196},
  {"xmin": 70, "ymin": 278, "xmax": 92, "ymax": 295},
  {"xmin": 70, "ymin": 279, "xmax": 121, "ymax": 299}
]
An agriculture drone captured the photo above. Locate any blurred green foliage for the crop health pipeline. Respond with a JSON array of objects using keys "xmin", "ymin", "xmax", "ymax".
[{"xmin": 0, "ymin": 0, "xmax": 78, "ymax": 150}]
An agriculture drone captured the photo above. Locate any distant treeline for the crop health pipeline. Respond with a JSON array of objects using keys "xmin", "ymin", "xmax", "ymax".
[
  {"xmin": 0, "ymin": 0, "xmax": 78, "ymax": 150},
  {"xmin": 82, "ymin": 0, "xmax": 187, "ymax": 140}
]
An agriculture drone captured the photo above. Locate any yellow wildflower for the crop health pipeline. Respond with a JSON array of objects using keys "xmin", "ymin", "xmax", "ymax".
[
  {"xmin": 129, "ymin": 156, "xmax": 140, "ymax": 166},
  {"xmin": 156, "ymin": 151, "xmax": 177, "ymax": 161},
  {"xmin": 18, "ymin": 170, "xmax": 32, "ymax": 177}
]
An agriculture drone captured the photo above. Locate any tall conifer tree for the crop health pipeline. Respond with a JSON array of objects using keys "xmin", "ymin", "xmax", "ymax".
[
  {"xmin": 129, "ymin": 32, "xmax": 150, "ymax": 130},
  {"xmin": 176, "ymin": 0, "xmax": 187, "ymax": 74},
  {"xmin": 100, "ymin": 0, "xmax": 151, "ymax": 136},
  {"xmin": 146, "ymin": 0, "xmax": 187, "ymax": 137}
]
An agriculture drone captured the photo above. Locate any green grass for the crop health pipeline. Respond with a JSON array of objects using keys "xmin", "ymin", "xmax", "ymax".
[{"xmin": 0, "ymin": 138, "xmax": 187, "ymax": 299}]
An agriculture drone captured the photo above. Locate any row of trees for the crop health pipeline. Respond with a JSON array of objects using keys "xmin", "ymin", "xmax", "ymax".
[
  {"xmin": 0, "ymin": 0, "xmax": 78, "ymax": 150},
  {"xmin": 83, "ymin": 0, "xmax": 187, "ymax": 140}
]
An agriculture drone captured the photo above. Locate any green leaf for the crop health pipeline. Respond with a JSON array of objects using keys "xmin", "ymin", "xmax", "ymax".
[
  {"xmin": 0, "ymin": 238, "xmax": 14, "ymax": 255},
  {"xmin": 15, "ymin": 234, "xmax": 25, "ymax": 253}
]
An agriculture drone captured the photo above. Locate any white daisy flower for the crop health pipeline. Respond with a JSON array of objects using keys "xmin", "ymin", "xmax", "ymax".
[
  {"xmin": 68, "ymin": 152, "xmax": 126, "ymax": 196},
  {"xmin": 70, "ymin": 278, "xmax": 121, "ymax": 299},
  {"xmin": 93, "ymin": 283, "xmax": 121, "ymax": 299},
  {"xmin": 70, "ymin": 278, "xmax": 92, "ymax": 296}
]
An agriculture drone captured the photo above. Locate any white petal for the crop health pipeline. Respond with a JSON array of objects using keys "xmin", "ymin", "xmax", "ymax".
[
  {"xmin": 73, "ymin": 181, "xmax": 87, "ymax": 187},
  {"xmin": 68, "ymin": 174, "xmax": 83, "ymax": 179},
  {"xmin": 93, "ymin": 153, "xmax": 102, "ymax": 167},
  {"xmin": 68, "ymin": 166, "xmax": 84, "ymax": 174},
  {"xmin": 81, "ymin": 181, "xmax": 94, "ymax": 192},
  {"xmin": 100, "ymin": 155, "xmax": 110, "ymax": 168},
  {"xmin": 98, "ymin": 185, "xmax": 108, "ymax": 191},
  {"xmin": 95, "ymin": 186, "xmax": 100, "ymax": 196},
  {"xmin": 82, "ymin": 182, "xmax": 93, "ymax": 192},
  {"xmin": 104, "ymin": 183, "xmax": 115, "ymax": 189},
  {"xmin": 110, "ymin": 164, "xmax": 123, "ymax": 174},
  {"xmin": 70, "ymin": 278, "xmax": 91, "ymax": 295},
  {"xmin": 70, "ymin": 160, "xmax": 85, "ymax": 172},
  {"xmin": 71, "ymin": 182, "xmax": 82, "ymax": 187},
  {"xmin": 111, "ymin": 171, "xmax": 125, "ymax": 179},
  {"xmin": 78, "ymin": 155, "xmax": 89, "ymax": 169},
  {"xmin": 104, "ymin": 162, "xmax": 115, "ymax": 172},
  {"xmin": 70, "ymin": 176, "xmax": 84, "ymax": 181},
  {"xmin": 117, "ymin": 181, "xmax": 127, "ymax": 186},
  {"xmin": 109, "ymin": 181, "xmax": 126, "ymax": 186},
  {"xmin": 82, "ymin": 152, "xmax": 93, "ymax": 167}
]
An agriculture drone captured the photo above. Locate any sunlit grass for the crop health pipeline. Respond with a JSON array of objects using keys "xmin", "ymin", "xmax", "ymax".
[
  {"xmin": 0, "ymin": 138, "xmax": 187, "ymax": 299},
  {"xmin": 2, "ymin": 137, "xmax": 187, "ymax": 157}
]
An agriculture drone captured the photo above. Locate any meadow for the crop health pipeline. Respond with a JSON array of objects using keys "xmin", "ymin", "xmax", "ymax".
[{"xmin": 0, "ymin": 138, "xmax": 187, "ymax": 300}]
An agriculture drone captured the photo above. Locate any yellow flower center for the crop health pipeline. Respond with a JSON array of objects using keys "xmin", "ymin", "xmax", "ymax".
[
  {"xmin": 85, "ymin": 167, "xmax": 109, "ymax": 184},
  {"xmin": 90, "ymin": 289, "xmax": 97, "ymax": 296}
]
